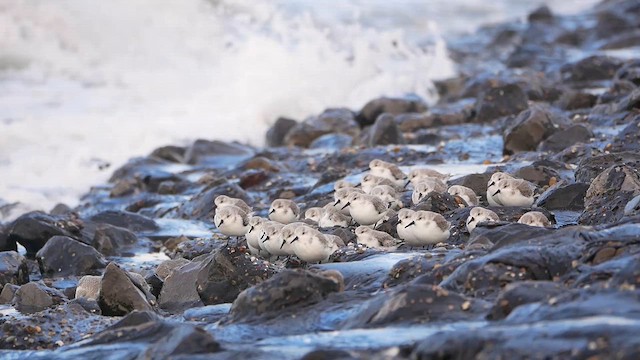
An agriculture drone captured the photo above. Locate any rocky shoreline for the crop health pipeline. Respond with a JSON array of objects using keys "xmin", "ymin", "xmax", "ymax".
[{"xmin": 2, "ymin": 1, "xmax": 640, "ymax": 358}]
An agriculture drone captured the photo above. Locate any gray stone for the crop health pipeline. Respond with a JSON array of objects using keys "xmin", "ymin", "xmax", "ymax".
[{"xmin": 36, "ymin": 236, "xmax": 107, "ymax": 277}]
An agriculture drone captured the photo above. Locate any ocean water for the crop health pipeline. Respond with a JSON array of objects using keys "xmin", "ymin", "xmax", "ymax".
[{"xmin": 0, "ymin": 0, "xmax": 600, "ymax": 221}]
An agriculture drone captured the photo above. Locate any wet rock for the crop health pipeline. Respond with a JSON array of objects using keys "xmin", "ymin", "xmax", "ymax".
[
  {"xmin": 474, "ymin": 83, "xmax": 528, "ymax": 123},
  {"xmin": 266, "ymin": 117, "xmax": 298, "ymax": 147},
  {"xmin": 579, "ymin": 165, "xmax": 640, "ymax": 225},
  {"xmin": 575, "ymin": 151, "xmax": 640, "ymax": 183},
  {"xmin": 488, "ymin": 281, "xmax": 565, "ymax": 320},
  {"xmin": 172, "ymin": 237, "xmax": 225, "ymax": 260},
  {"xmin": 0, "ymin": 224, "xmax": 16, "ymax": 252},
  {"xmin": 49, "ymin": 203, "xmax": 72, "ymax": 215},
  {"xmin": 610, "ymin": 115, "xmax": 640, "ymax": 153},
  {"xmin": 36, "ymin": 236, "xmax": 107, "ymax": 277},
  {"xmin": 467, "ymin": 223, "xmax": 555, "ymax": 251},
  {"xmin": 74, "ymin": 311, "xmax": 220, "ymax": 357},
  {"xmin": 285, "ymin": 108, "xmax": 360, "ymax": 147},
  {"xmin": 14, "ymin": 282, "xmax": 67, "ymax": 314},
  {"xmin": 343, "ymin": 284, "xmax": 490, "ymax": 328},
  {"xmin": 159, "ymin": 259, "xmax": 205, "ymax": 313},
  {"xmin": 0, "ymin": 283, "xmax": 19, "ymax": 304},
  {"xmin": 357, "ymin": 96, "xmax": 428, "ymax": 127},
  {"xmin": 395, "ymin": 100, "xmax": 471, "ymax": 132},
  {"xmin": 149, "ymin": 145, "xmax": 186, "ymax": 163},
  {"xmin": 183, "ymin": 303, "xmax": 232, "ymax": 323},
  {"xmin": 514, "ymin": 164, "xmax": 562, "ymax": 187},
  {"xmin": 98, "ymin": 262, "xmax": 156, "ymax": 316},
  {"xmin": 413, "ymin": 192, "xmax": 462, "ymax": 214},
  {"xmin": 184, "ymin": 139, "xmax": 253, "ymax": 166},
  {"xmin": 175, "ymin": 182, "xmax": 249, "ymax": 221},
  {"xmin": 555, "ymin": 90, "xmax": 597, "ymax": 110},
  {"xmin": 310, "ymin": 133, "xmax": 353, "ymax": 150},
  {"xmin": 383, "ymin": 254, "xmax": 448, "ymax": 288},
  {"xmin": 6, "ymin": 211, "xmax": 81, "ymax": 257},
  {"xmin": 92, "ymin": 224, "xmax": 138, "ymax": 255},
  {"xmin": 196, "ymin": 246, "xmax": 276, "ymax": 305},
  {"xmin": 365, "ymin": 114, "xmax": 405, "ymax": 146},
  {"xmin": 538, "ymin": 124, "xmax": 593, "ymax": 152},
  {"xmin": 536, "ymin": 182, "xmax": 589, "ymax": 210},
  {"xmin": 0, "ymin": 251, "xmax": 29, "ymax": 288},
  {"xmin": 527, "ymin": 5, "xmax": 553, "ymax": 23},
  {"xmin": 70, "ymin": 297, "xmax": 102, "ymax": 315},
  {"xmin": 503, "ymin": 104, "xmax": 570, "ymax": 155},
  {"xmin": 449, "ymin": 173, "xmax": 492, "ymax": 199},
  {"xmin": 224, "ymin": 269, "xmax": 343, "ymax": 323},
  {"xmin": 89, "ymin": 210, "xmax": 158, "ymax": 232},
  {"xmin": 560, "ymin": 55, "xmax": 623, "ymax": 83}
]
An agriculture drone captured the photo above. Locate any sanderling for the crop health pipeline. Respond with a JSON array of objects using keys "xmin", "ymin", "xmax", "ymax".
[
  {"xmin": 486, "ymin": 172, "xmax": 514, "ymax": 206},
  {"xmin": 369, "ymin": 159, "xmax": 407, "ymax": 188},
  {"xmin": 260, "ymin": 222, "xmax": 290, "ymax": 257},
  {"xmin": 396, "ymin": 208, "xmax": 418, "ymax": 243},
  {"xmin": 466, "ymin": 207, "xmax": 500, "ymax": 233},
  {"xmin": 334, "ymin": 188, "xmax": 363, "ymax": 215},
  {"xmin": 370, "ymin": 184, "xmax": 403, "ymax": 210},
  {"xmin": 318, "ymin": 209, "xmax": 351, "ymax": 228},
  {"xmin": 290, "ymin": 225, "xmax": 339, "ymax": 263},
  {"xmin": 403, "ymin": 210, "xmax": 450, "ymax": 246},
  {"xmin": 411, "ymin": 178, "xmax": 448, "ymax": 205},
  {"xmin": 360, "ymin": 174, "xmax": 399, "ymax": 194},
  {"xmin": 304, "ymin": 207, "xmax": 325, "ymax": 223},
  {"xmin": 246, "ymin": 216, "xmax": 269, "ymax": 257},
  {"xmin": 214, "ymin": 205, "xmax": 249, "ymax": 236},
  {"xmin": 354, "ymin": 226, "xmax": 398, "ymax": 249},
  {"xmin": 269, "ymin": 199, "xmax": 300, "ymax": 224},
  {"xmin": 334, "ymin": 180, "xmax": 356, "ymax": 192},
  {"xmin": 215, "ymin": 195, "xmax": 253, "ymax": 214},
  {"xmin": 343, "ymin": 192, "xmax": 389, "ymax": 225},
  {"xmin": 518, "ymin": 211, "xmax": 551, "ymax": 227},
  {"xmin": 447, "ymin": 185, "xmax": 479, "ymax": 207},
  {"xmin": 492, "ymin": 178, "xmax": 536, "ymax": 207},
  {"xmin": 407, "ymin": 168, "xmax": 449, "ymax": 186}
]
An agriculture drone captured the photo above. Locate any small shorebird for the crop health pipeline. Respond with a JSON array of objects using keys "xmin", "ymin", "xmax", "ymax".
[
  {"xmin": 447, "ymin": 185, "xmax": 479, "ymax": 207},
  {"xmin": 466, "ymin": 207, "xmax": 500, "ymax": 233},
  {"xmin": 214, "ymin": 195, "xmax": 252, "ymax": 214},
  {"xmin": 518, "ymin": 211, "xmax": 551, "ymax": 227},
  {"xmin": 369, "ymin": 159, "xmax": 407, "ymax": 188},
  {"xmin": 269, "ymin": 199, "xmax": 300, "ymax": 224},
  {"xmin": 492, "ymin": 178, "xmax": 536, "ymax": 207},
  {"xmin": 403, "ymin": 210, "xmax": 450, "ymax": 247}
]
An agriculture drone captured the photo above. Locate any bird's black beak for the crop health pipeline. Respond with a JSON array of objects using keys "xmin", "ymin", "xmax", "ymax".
[
  {"xmin": 404, "ymin": 180, "xmax": 410, "ymax": 188},
  {"xmin": 333, "ymin": 199, "xmax": 341, "ymax": 206},
  {"xmin": 341, "ymin": 202, "xmax": 350, "ymax": 210},
  {"xmin": 291, "ymin": 236, "xmax": 298, "ymax": 243},
  {"xmin": 217, "ymin": 219, "xmax": 224, "ymax": 226},
  {"xmin": 262, "ymin": 235, "xmax": 270, "ymax": 243},
  {"xmin": 280, "ymin": 239, "xmax": 287, "ymax": 249},
  {"xmin": 248, "ymin": 225, "xmax": 254, "ymax": 233},
  {"xmin": 493, "ymin": 190, "xmax": 500, "ymax": 196},
  {"xmin": 405, "ymin": 221, "xmax": 415, "ymax": 228},
  {"xmin": 269, "ymin": 209, "xmax": 275, "ymax": 214},
  {"xmin": 467, "ymin": 216, "xmax": 474, "ymax": 224},
  {"xmin": 418, "ymin": 193, "xmax": 424, "ymax": 200},
  {"xmin": 354, "ymin": 183, "xmax": 361, "ymax": 188},
  {"xmin": 489, "ymin": 181, "xmax": 495, "ymax": 187}
]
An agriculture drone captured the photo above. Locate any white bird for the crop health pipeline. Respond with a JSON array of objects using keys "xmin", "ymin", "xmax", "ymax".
[
  {"xmin": 466, "ymin": 207, "xmax": 500, "ymax": 233},
  {"xmin": 403, "ymin": 210, "xmax": 450, "ymax": 246},
  {"xmin": 269, "ymin": 199, "xmax": 300, "ymax": 224}
]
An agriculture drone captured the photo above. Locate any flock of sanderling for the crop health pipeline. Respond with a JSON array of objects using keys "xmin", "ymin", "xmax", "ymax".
[{"xmin": 213, "ymin": 159, "xmax": 551, "ymax": 263}]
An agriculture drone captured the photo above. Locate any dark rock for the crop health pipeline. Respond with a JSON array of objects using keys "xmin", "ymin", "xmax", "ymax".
[
  {"xmin": 527, "ymin": 5, "xmax": 553, "ymax": 23},
  {"xmin": 49, "ymin": 203, "xmax": 72, "ymax": 215},
  {"xmin": 600, "ymin": 29, "xmax": 640, "ymax": 50},
  {"xmin": 266, "ymin": 117, "xmax": 298, "ymax": 147},
  {"xmin": 610, "ymin": 115, "xmax": 640, "ymax": 153},
  {"xmin": 615, "ymin": 59, "xmax": 640, "ymax": 86},
  {"xmin": 395, "ymin": 101, "xmax": 471, "ymax": 132},
  {"xmin": 514, "ymin": 164, "xmax": 562, "ymax": 187},
  {"xmin": 89, "ymin": 210, "xmax": 158, "ymax": 232},
  {"xmin": 474, "ymin": 83, "xmax": 529, "ymax": 122},
  {"xmin": 301, "ymin": 349, "xmax": 355, "ymax": 360},
  {"xmin": 343, "ymin": 284, "xmax": 490, "ymax": 328},
  {"xmin": 149, "ymin": 145, "xmax": 186, "ymax": 163},
  {"xmin": 224, "ymin": 269, "xmax": 343, "ymax": 323},
  {"xmin": 467, "ymin": 223, "xmax": 555, "ymax": 251},
  {"xmin": 7, "ymin": 211, "xmax": 81, "ymax": 257},
  {"xmin": 196, "ymin": 246, "xmax": 276, "ymax": 305},
  {"xmin": 536, "ymin": 182, "xmax": 589, "ymax": 210},
  {"xmin": 560, "ymin": 55, "xmax": 623, "ymax": 83},
  {"xmin": 575, "ymin": 151, "xmax": 640, "ymax": 183},
  {"xmin": 0, "ymin": 251, "xmax": 29, "ymax": 288},
  {"xmin": 413, "ymin": 192, "xmax": 461, "ymax": 214},
  {"xmin": 503, "ymin": 104, "xmax": 570, "ymax": 155},
  {"xmin": 108, "ymin": 157, "xmax": 167, "ymax": 183},
  {"xmin": 183, "ymin": 303, "xmax": 231, "ymax": 323},
  {"xmin": 172, "ymin": 237, "xmax": 225, "ymax": 260},
  {"xmin": 538, "ymin": 124, "xmax": 594, "ymax": 152},
  {"xmin": 74, "ymin": 311, "xmax": 220, "ymax": 357},
  {"xmin": 383, "ymin": 254, "xmax": 450, "ymax": 288},
  {"xmin": 98, "ymin": 262, "xmax": 156, "ymax": 316},
  {"xmin": 449, "ymin": 173, "xmax": 492, "ymax": 199},
  {"xmin": 0, "ymin": 223, "xmax": 16, "ymax": 252},
  {"xmin": 365, "ymin": 114, "xmax": 406, "ymax": 146},
  {"xmin": 184, "ymin": 139, "xmax": 253, "ymax": 166},
  {"xmin": 0, "ymin": 283, "xmax": 19, "ymax": 304},
  {"xmin": 92, "ymin": 224, "xmax": 138, "ymax": 255},
  {"xmin": 357, "ymin": 96, "xmax": 428, "ymax": 127},
  {"xmin": 175, "ymin": 182, "xmax": 249, "ymax": 221},
  {"xmin": 553, "ymin": 143, "xmax": 603, "ymax": 165},
  {"xmin": 70, "ymin": 297, "xmax": 102, "ymax": 315},
  {"xmin": 309, "ymin": 133, "xmax": 353, "ymax": 150},
  {"xmin": 579, "ymin": 165, "xmax": 640, "ymax": 225},
  {"xmin": 555, "ymin": 90, "xmax": 597, "ymax": 110},
  {"xmin": 285, "ymin": 108, "xmax": 360, "ymax": 147},
  {"xmin": 488, "ymin": 281, "xmax": 565, "ymax": 320},
  {"xmin": 14, "ymin": 282, "xmax": 67, "ymax": 314},
  {"xmin": 159, "ymin": 259, "xmax": 204, "ymax": 313},
  {"xmin": 36, "ymin": 236, "xmax": 106, "ymax": 277}
]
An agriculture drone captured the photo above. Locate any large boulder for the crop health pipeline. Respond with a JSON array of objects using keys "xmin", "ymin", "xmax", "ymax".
[
  {"xmin": 159, "ymin": 259, "xmax": 205, "ymax": 313},
  {"xmin": 575, "ymin": 151, "xmax": 640, "ymax": 183},
  {"xmin": 538, "ymin": 124, "xmax": 593, "ymax": 152},
  {"xmin": 13, "ymin": 282, "xmax": 67, "ymax": 314},
  {"xmin": 0, "ymin": 251, "xmax": 29, "ymax": 288},
  {"xmin": 560, "ymin": 55, "xmax": 623, "ymax": 83},
  {"xmin": 98, "ymin": 262, "xmax": 156, "ymax": 316},
  {"xmin": 579, "ymin": 165, "xmax": 640, "ymax": 225},
  {"xmin": 6, "ymin": 212, "xmax": 81, "ymax": 257},
  {"xmin": 503, "ymin": 104, "xmax": 571, "ymax": 155},
  {"xmin": 266, "ymin": 117, "xmax": 298, "ymax": 147},
  {"xmin": 284, "ymin": 108, "xmax": 360, "ymax": 147},
  {"xmin": 474, "ymin": 83, "xmax": 529, "ymax": 122},
  {"xmin": 36, "ymin": 236, "xmax": 107, "ymax": 277},
  {"xmin": 92, "ymin": 224, "xmax": 138, "ymax": 255},
  {"xmin": 365, "ymin": 114, "xmax": 406, "ymax": 146},
  {"xmin": 89, "ymin": 210, "xmax": 158, "ymax": 232},
  {"xmin": 175, "ymin": 182, "xmax": 250, "ymax": 221},
  {"xmin": 536, "ymin": 182, "xmax": 589, "ymax": 210},
  {"xmin": 357, "ymin": 96, "xmax": 428, "ymax": 127}
]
